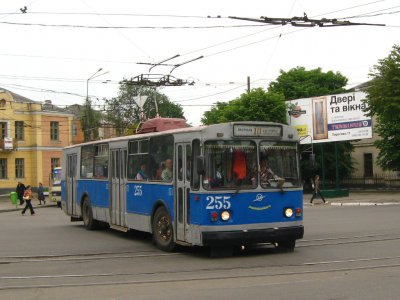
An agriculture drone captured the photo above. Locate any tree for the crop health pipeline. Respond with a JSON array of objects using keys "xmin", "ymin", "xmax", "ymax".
[
  {"xmin": 201, "ymin": 88, "xmax": 286, "ymax": 125},
  {"xmin": 365, "ymin": 45, "xmax": 400, "ymax": 171},
  {"xmin": 80, "ymin": 99, "xmax": 103, "ymax": 142},
  {"xmin": 268, "ymin": 66, "xmax": 348, "ymax": 100},
  {"xmin": 269, "ymin": 67, "xmax": 353, "ymax": 182},
  {"xmin": 105, "ymin": 81, "xmax": 185, "ymax": 136}
]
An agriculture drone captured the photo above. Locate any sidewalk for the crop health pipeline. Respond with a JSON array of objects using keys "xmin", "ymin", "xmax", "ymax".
[
  {"xmin": 0, "ymin": 194, "xmax": 57, "ymax": 213},
  {"xmin": 303, "ymin": 190, "xmax": 400, "ymax": 206}
]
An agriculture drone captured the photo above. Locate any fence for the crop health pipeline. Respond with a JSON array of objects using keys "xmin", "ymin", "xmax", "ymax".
[{"xmin": 327, "ymin": 174, "xmax": 400, "ymax": 189}]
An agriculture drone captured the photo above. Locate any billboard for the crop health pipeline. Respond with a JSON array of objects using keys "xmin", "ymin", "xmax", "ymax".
[{"xmin": 287, "ymin": 92, "xmax": 372, "ymax": 144}]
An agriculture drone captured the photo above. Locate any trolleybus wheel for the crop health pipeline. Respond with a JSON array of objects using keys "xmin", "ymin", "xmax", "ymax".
[
  {"xmin": 152, "ymin": 207, "xmax": 175, "ymax": 252},
  {"xmin": 276, "ymin": 240, "xmax": 296, "ymax": 252},
  {"xmin": 82, "ymin": 198, "xmax": 98, "ymax": 230}
]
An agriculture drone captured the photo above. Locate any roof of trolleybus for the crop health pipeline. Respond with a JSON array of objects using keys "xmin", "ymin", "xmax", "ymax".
[{"xmin": 63, "ymin": 121, "xmax": 298, "ymax": 150}]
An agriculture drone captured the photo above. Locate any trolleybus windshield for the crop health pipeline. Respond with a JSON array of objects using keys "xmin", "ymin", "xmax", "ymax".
[
  {"xmin": 259, "ymin": 141, "xmax": 300, "ymax": 188},
  {"xmin": 203, "ymin": 140, "xmax": 257, "ymax": 190}
]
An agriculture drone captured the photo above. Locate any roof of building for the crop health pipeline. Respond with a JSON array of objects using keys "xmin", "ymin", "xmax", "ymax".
[{"xmin": 0, "ymin": 87, "xmax": 74, "ymax": 114}]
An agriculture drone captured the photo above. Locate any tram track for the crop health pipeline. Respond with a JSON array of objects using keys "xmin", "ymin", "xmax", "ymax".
[
  {"xmin": 1, "ymin": 232, "xmax": 399, "ymax": 265},
  {"xmin": 1, "ymin": 255, "xmax": 400, "ymax": 291},
  {"xmin": 1, "ymin": 231, "xmax": 400, "ymax": 291}
]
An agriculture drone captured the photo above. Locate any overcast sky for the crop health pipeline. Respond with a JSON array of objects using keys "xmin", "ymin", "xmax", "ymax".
[{"xmin": 1, "ymin": 0, "xmax": 399, "ymax": 125}]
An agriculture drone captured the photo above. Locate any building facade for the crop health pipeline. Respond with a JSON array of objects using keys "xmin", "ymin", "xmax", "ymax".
[{"xmin": 0, "ymin": 88, "xmax": 79, "ymax": 192}]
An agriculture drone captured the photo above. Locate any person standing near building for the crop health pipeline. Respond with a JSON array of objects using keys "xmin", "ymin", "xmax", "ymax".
[
  {"xmin": 16, "ymin": 181, "xmax": 26, "ymax": 206},
  {"xmin": 21, "ymin": 185, "xmax": 35, "ymax": 215},
  {"xmin": 37, "ymin": 182, "xmax": 46, "ymax": 205},
  {"xmin": 310, "ymin": 175, "xmax": 328, "ymax": 204}
]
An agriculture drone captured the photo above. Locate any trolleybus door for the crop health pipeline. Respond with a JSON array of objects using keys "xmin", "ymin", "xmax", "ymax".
[
  {"xmin": 66, "ymin": 154, "xmax": 77, "ymax": 216},
  {"xmin": 110, "ymin": 149, "xmax": 127, "ymax": 227},
  {"xmin": 175, "ymin": 143, "xmax": 192, "ymax": 242}
]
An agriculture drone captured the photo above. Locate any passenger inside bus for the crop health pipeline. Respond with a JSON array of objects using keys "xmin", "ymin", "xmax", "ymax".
[
  {"xmin": 135, "ymin": 163, "xmax": 149, "ymax": 180},
  {"xmin": 161, "ymin": 159, "xmax": 173, "ymax": 181},
  {"xmin": 155, "ymin": 161, "xmax": 165, "ymax": 180}
]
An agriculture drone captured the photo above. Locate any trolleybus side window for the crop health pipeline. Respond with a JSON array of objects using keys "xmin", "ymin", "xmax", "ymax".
[
  {"xmin": 203, "ymin": 140, "xmax": 257, "ymax": 190},
  {"xmin": 94, "ymin": 144, "xmax": 109, "ymax": 179},
  {"xmin": 259, "ymin": 141, "xmax": 300, "ymax": 188},
  {"xmin": 81, "ymin": 145, "xmax": 94, "ymax": 178},
  {"xmin": 128, "ymin": 139, "xmax": 149, "ymax": 181},
  {"xmin": 149, "ymin": 135, "xmax": 174, "ymax": 182},
  {"xmin": 191, "ymin": 139, "xmax": 201, "ymax": 190}
]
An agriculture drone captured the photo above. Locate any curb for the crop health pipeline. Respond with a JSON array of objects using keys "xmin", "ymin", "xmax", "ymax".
[
  {"xmin": 330, "ymin": 202, "xmax": 400, "ymax": 206},
  {"xmin": 0, "ymin": 204, "xmax": 58, "ymax": 213}
]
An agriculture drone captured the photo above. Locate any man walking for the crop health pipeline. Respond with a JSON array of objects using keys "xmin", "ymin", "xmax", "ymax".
[
  {"xmin": 16, "ymin": 181, "xmax": 25, "ymax": 205},
  {"xmin": 310, "ymin": 175, "xmax": 328, "ymax": 204}
]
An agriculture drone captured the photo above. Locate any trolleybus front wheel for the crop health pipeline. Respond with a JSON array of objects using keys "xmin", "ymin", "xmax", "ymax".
[
  {"xmin": 152, "ymin": 207, "xmax": 175, "ymax": 252},
  {"xmin": 82, "ymin": 197, "xmax": 99, "ymax": 230}
]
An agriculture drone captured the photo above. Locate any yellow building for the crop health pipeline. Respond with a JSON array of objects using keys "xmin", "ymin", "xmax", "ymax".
[{"xmin": 0, "ymin": 88, "xmax": 76, "ymax": 192}]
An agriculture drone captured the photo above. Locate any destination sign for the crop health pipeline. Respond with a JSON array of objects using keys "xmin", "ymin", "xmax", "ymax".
[{"xmin": 233, "ymin": 125, "xmax": 282, "ymax": 137}]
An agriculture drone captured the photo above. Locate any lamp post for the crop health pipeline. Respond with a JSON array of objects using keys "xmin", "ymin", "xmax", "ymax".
[{"xmin": 85, "ymin": 68, "xmax": 108, "ymax": 141}]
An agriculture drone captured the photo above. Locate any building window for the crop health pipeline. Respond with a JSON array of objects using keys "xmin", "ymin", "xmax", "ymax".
[
  {"xmin": 0, "ymin": 99, "xmax": 6, "ymax": 108},
  {"xmin": 0, "ymin": 122, "xmax": 7, "ymax": 139},
  {"xmin": 364, "ymin": 153, "xmax": 373, "ymax": 177},
  {"xmin": 51, "ymin": 158, "xmax": 60, "ymax": 171},
  {"xmin": 15, "ymin": 158, "xmax": 24, "ymax": 178},
  {"xmin": 72, "ymin": 123, "xmax": 77, "ymax": 137},
  {"xmin": 15, "ymin": 121, "xmax": 24, "ymax": 140},
  {"xmin": 50, "ymin": 121, "xmax": 59, "ymax": 141},
  {"xmin": 0, "ymin": 159, "xmax": 7, "ymax": 179}
]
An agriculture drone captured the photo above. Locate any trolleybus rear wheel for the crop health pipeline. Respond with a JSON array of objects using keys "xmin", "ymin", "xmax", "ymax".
[
  {"xmin": 152, "ymin": 207, "xmax": 175, "ymax": 252},
  {"xmin": 82, "ymin": 197, "xmax": 98, "ymax": 230},
  {"xmin": 276, "ymin": 240, "xmax": 296, "ymax": 252}
]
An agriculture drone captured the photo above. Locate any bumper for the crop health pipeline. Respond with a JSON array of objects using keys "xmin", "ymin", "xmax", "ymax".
[{"xmin": 202, "ymin": 225, "xmax": 304, "ymax": 247}]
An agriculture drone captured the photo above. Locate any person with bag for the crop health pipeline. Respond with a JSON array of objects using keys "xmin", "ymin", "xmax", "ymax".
[
  {"xmin": 37, "ymin": 182, "xmax": 46, "ymax": 205},
  {"xmin": 21, "ymin": 185, "xmax": 35, "ymax": 215}
]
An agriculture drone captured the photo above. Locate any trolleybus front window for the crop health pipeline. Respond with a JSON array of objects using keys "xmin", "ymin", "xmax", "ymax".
[
  {"xmin": 203, "ymin": 140, "xmax": 257, "ymax": 190},
  {"xmin": 259, "ymin": 141, "xmax": 300, "ymax": 188}
]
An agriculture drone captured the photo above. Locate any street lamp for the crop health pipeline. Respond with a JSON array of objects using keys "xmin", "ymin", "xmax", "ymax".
[{"xmin": 85, "ymin": 68, "xmax": 109, "ymax": 141}]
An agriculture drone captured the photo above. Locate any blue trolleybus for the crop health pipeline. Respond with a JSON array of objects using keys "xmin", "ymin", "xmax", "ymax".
[{"xmin": 61, "ymin": 119, "xmax": 303, "ymax": 252}]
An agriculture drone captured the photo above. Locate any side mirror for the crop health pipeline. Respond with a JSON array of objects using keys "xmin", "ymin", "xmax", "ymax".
[{"xmin": 197, "ymin": 156, "xmax": 205, "ymax": 175}]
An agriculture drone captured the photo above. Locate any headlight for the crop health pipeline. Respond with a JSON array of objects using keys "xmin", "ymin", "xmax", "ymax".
[
  {"xmin": 284, "ymin": 208, "xmax": 294, "ymax": 218},
  {"xmin": 221, "ymin": 210, "xmax": 231, "ymax": 221}
]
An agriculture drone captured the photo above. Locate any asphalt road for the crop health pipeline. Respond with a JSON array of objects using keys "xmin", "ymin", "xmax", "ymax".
[{"xmin": 0, "ymin": 205, "xmax": 400, "ymax": 299}]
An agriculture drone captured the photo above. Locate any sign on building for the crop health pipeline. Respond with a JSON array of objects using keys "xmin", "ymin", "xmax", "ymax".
[
  {"xmin": 287, "ymin": 92, "xmax": 372, "ymax": 144},
  {"xmin": 4, "ymin": 137, "xmax": 13, "ymax": 150}
]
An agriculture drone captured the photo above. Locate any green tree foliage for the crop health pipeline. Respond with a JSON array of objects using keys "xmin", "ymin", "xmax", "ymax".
[
  {"xmin": 201, "ymin": 88, "xmax": 286, "ymax": 125},
  {"xmin": 80, "ymin": 99, "xmax": 102, "ymax": 142},
  {"xmin": 105, "ymin": 81, "xmax": 185, "ymax": 136},
  {"xmin": 366, "ymin": 45, "xmax": 400, "ymax": 171},
  {"xmin": 268, "ymin": 66, "xmax": 348, "ymax": 100},
  {"xmin": 270, "ymin": 67, "xmax": 353, "ymax": 183}
]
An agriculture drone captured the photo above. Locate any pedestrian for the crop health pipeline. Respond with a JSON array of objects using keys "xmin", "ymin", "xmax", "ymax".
[
  {"xmin": 310, "ymin": 175, "xmax": 328, "ymax": 204},
  {"xmin": 21, "ymin": 185, "xmax": 35, "ymax": 215},
  {"xmin": 37, "ymin": 182, "xmax": 46, "ymax": 205},
  {"xmin": 16, "ymin": 181, "xmax": 26, "ymax": 205}
]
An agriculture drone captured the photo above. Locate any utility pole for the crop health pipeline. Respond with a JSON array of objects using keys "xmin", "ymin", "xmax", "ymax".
[
  {"xmin": 85, "ymin": 68, "xmax": 109, "ymax": 142},
  {"xmin": 247, "ymin": 76, "xmax": 250, "ymax": 93}
]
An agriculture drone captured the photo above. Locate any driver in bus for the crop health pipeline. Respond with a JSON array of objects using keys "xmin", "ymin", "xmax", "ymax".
[{"xmin": 260, "ymin": 158, "xmax": 281, "ymax": 184}]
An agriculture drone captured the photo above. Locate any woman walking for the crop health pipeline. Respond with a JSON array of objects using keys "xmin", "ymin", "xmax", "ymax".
[{"xmin": 21, "ymin": 185, "xmax": 35, "ymax": 215}]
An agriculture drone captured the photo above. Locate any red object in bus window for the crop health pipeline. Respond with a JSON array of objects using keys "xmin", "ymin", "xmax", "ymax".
[{"xmin": 233, "ymin": 150, "xmax": 246, "ymax": 180}]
